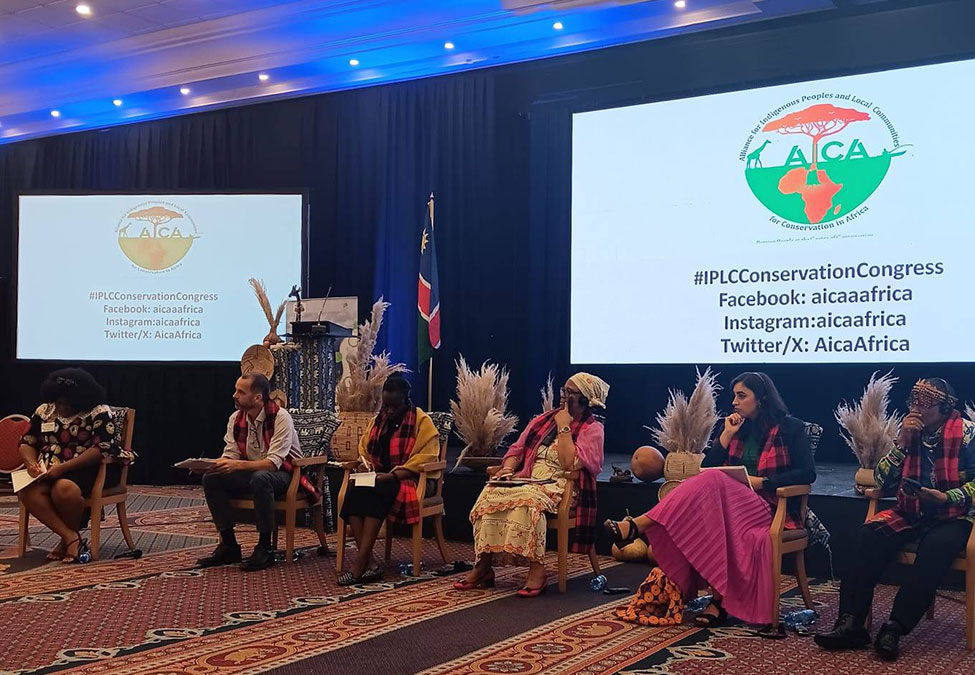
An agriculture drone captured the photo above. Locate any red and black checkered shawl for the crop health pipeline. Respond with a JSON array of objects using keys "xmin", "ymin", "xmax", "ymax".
[
  {"xmin": 233, "ymin": 401, "xmax": 321, "ymax": 502},
  {"xmin": 365, "ymin": 406, "xmax": 422, "ymax": 525},
  {"xmin": 867, "ymin": 410, "xmax": 968, "ymax": 537},
  {"xmin": 727, "ymin": 423, "xmax": 803, "ymax": 530},
  {"xmin": 507, "ymin": 408, "xmax": 601, "ymax": 553}
]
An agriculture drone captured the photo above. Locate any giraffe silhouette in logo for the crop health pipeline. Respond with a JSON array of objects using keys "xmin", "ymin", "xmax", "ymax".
[{"xmin": 747, "ymin": 140, "xmax": 771, "ymax": 169}]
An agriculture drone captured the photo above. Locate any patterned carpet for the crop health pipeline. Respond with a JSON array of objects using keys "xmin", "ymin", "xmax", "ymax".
[{"xmin": 0, "ymin": 486, "xmax": 972, "ymax": 674}]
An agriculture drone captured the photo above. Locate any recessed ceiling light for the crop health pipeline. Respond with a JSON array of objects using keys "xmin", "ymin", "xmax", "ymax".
[
  {"xmin": 180, "ymin": 87, "xmax": 191, "ymax": 95},
  {"xmin": 113, "ymin": 99, "xmax": 122, "ymax": 106},
  {"xmin": 444, "ymin": 41, "xmax": 455, "ymax": 50},
  {"xmin": 50, "ymin": 110, "xmax": 61, "ymax": 118},
  {"xmin": 258, "ymin": 73, "xmax": 270, "ymax": 81},
  {"xmin": 553, "ymin": 21, "xmax": 564, "ymax": 30},
  {"xmin": 349, "ymin": 59, "xmax": 360, "ymax": 66},
  {"xmin": 674, "ymin": 0, "xmax": 686, "ymax": 7},
  {"xmin": 76, "ymin": 3, "xmax": 92, "ymax": 16}
]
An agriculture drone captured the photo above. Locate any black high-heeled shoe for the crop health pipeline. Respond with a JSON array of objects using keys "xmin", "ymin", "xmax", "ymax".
[
  {"xmin": 694, "ymin": 599, "xmax": 728, "ymax": 628},
  {"xmin": 62, "ymin": 536, "xmax": 92, "ymax": 565},
  {"xmin": 603, "ymin": 515, "xmax": 638, "ymax": 547}
]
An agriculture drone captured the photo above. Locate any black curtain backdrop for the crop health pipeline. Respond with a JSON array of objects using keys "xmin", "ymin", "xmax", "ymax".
[{"xmin": 2, "ymin": 0, "xmax": 973, "ymax": 483}]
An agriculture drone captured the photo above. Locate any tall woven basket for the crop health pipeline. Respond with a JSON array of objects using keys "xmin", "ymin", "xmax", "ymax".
[
  {"xmin": 663, "ymin": 452, "xmax": 704, "ymax": 481},
  {"xmin": 331, "ymin": 411, "xmax": 377, "ymax": 462}
]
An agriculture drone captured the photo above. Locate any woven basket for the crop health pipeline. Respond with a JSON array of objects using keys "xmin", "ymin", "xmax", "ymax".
[
  {"xmin": 332, "ymin": 411, "xmax": 377, "ymax": 462},
  {"xmin": 663, "ymin": 452, "xmax": 704, "ymax": 481},
  {"xmin": 657, "ymin": 479, "xmax": 682, "ymax": 501}
]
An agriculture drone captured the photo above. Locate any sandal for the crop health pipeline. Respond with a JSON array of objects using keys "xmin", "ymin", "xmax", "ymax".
[
  {"xmin": 603, "ymin": 515, "xmax": 638, "ymax": 547},
  {"xmin": 62, "ymin": 537, "xmax": 92, "ymax": 565},
  {"xmin": 47, "ymin": 542, "xmax": 66, "ymax": 561},
  {"xmin": 694, "ymin": 599, "xmax": 728, "ymax": 628},
  {"xmin": 337, "ymin": 571, "xmax": 361, "ymax": 586},
  {"xmin": 359, "ymin": 566, "xmax": 385, "ymax": 584}
]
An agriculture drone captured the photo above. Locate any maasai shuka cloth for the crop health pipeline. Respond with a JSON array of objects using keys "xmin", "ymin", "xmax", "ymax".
[
  {"xmin": 727, "ymin": 424, "xmax": 803, "ymax": 529},
  {"xmin": 233, "ymin": 400, "xmax": 321, "ymax": 502}
]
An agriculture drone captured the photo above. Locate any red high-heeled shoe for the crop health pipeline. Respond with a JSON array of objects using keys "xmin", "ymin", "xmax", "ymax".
[
  {"xmin": 453, "ymin": 570, "xmax": 495, "ymax": 590},
  {"xmin": 516, "ymin": 578, "xmax": 548, "ymax": 598}
]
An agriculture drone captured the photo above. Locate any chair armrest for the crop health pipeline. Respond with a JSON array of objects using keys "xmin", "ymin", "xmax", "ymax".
[
  {"xmin": 420, "ymin": 460, "xmax": 447, "ymax": 473},
  {"xmin": 864, "ymin": 488, "xmax": 885, "ymax": 500},
  {"xmin": 486, "ymin": 466, "xmax": 502, "ymax": 478},
  {"xmin": 292, "ymin": 456, "xmax": 330, "ymax": 467},
  {"xmin": 775, "ymin": 485, "xmax": 811, "ymax": 498}
]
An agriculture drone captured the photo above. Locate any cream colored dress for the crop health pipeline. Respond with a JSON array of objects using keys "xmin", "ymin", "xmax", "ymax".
[{"xmin": 470, "ymin": 443, "xmax": 569, "ymax": 565}]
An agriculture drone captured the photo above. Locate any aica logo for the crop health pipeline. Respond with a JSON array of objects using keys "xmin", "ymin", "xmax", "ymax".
[
  {"xmin": 742, "ymin": 98, "xmax": 908, "ymax": 229},
  {"xmin": 115, "ymin": 201, "xmax": 200, "ymax": 271}
]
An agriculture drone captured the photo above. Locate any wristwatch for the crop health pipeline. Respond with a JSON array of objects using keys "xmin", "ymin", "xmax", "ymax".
[
  {"xmin": 558, "ymin": 425, "xmax": 571, "ymax": 435},
  {"xmin": 761, "ymin": 477, "xmax": 770, "ymax": 490}
]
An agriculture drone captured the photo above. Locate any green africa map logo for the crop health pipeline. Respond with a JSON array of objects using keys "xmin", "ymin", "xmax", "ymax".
[{"xmin": 742, "ymin": 97, "xmax": 909, "ymax": 229}]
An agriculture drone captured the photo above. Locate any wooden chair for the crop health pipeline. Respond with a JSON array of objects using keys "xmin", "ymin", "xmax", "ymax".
[
  {"xmin": 0, "ymin": 415, "xmax": 31, "ymax": 494},
  {"xmin": 336, "ymin": 411, "xmax": 453, "ymax": 576},
  {"xmin": 19, "ymin": 407, "xmax": 138, "ymax": 561},
  {"xmin": 484, "ymin": 465, "xmax": 601, "ymax": 593},
  {"xmin": 769, "ymin": 484, "xmax": 815, "ymax": 627},
  {"xmin": 768, "ymin": 421, "xmax": 821, "ymax": 627},
  {"xmin": 226, "ymin": 408, "xmax": 337, "ymax": 563},
  {"xmin": 864, "ymin": 488, "xmax": 975, "ymax": 649}
]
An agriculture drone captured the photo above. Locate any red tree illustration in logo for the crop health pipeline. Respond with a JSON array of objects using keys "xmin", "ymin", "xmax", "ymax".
[{"xmin": 763, "ymin": 104, "xmax": 871, "ymax": 169}]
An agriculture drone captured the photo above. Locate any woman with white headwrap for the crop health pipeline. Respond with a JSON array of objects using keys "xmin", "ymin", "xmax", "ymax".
[{"xmin": 455, "ymin": 373, "xmax": 609, "ymax": 597}]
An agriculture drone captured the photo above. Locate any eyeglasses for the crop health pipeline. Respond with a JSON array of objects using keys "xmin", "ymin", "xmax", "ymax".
[{"xmin": 560, "ymin": 387, "xmax": 581, "ymax": 398}]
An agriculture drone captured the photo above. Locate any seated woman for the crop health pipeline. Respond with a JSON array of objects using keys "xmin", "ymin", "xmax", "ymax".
[
  {"xmin": 338, "ymin": 374, "xmax": 441, "ymax": 585},
  {"xmin": 606, "ymin": 371, "xmax": 815, "ymax": 626},
  {"xmin": 18, "ymin": 368, "xmax": 132, "ymax": 563},
  {"xmin": 457, "ymin": 373, "xmax": 609, "ymax": 597}
]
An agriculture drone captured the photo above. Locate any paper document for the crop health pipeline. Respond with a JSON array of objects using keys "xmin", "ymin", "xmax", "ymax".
[
  {"xmin": 701, "ymin": 465, "xmax": 754, "ymax": 491},
  {"xmin": 352, "ymin": 472, "xmax": 377, "ymax": 487},
  {"xmin": 12, "ymin": 466, "xmax": 46, "ymax": 493},
  {"xmin": 174, "ymin": 458, "xmax": 220, "ymax": 472}
]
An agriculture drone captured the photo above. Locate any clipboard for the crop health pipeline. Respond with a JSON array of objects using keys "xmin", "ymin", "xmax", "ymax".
[{"xmin": 701, "ymin": 465, "xmax": 754, "ymax": 491}]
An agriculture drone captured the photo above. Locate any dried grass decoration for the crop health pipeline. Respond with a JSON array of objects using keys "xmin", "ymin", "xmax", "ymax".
[
  {"xmin": 540, "ymin": 373, "xmax": 555, "ymax": 413},
  {"xmin": 450, "ymin": 356, "xmax": 518, "ymax": 470},
  {"xmin": 652, "ymin": 367, "xmax": 720, "ymax": 483},
  {"xmin": 248, "ymin": 278, "xmax": 286, "ymax": 346},
  {"xmin": 835, "ymin": 371, "xmax": 901, "ymax": 488},
  {"xmin": 334, "ymin": 297, "xmax": 407, "ymax": 413}
]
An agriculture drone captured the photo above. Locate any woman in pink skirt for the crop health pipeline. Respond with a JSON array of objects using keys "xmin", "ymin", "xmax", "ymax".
[{"xmin": 605, "ymin": 372, "xmax": 815, "ymax": 627}]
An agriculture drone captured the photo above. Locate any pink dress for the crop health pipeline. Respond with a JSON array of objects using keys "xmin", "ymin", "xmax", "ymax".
[{"xmin": 644, "ymin": 470, "xmax": 774, "ymax": 624}]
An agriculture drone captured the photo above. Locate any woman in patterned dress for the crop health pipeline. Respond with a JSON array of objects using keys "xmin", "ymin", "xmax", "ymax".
[
  {"xmin": 456, "ymin": 373, "xmax": 608, "ymax": 597},
  {"xmin": 18, "ymin": 368, "xmax": 131, "ymax": 563}
]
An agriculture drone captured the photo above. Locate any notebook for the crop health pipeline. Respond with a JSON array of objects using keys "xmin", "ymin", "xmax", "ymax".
[{"xmin": 701, "ymin": 465, "xmax": 754, "ymax": 491}]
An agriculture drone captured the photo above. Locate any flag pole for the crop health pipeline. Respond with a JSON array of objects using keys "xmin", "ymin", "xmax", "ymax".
[{"xmin": 427, "ymin": 192, "xmax": 435, "ymax": 411}]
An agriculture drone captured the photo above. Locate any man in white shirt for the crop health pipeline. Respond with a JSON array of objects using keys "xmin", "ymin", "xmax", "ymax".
[{"xmin": 198, "ymin": 373, "xmax": 301, "ymax": 571}]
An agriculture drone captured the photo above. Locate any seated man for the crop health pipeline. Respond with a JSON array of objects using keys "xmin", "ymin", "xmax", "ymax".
[
  {"xmin": 198, "ymin": 372, "xmax": 301, "ymax": 571},
  {"xmin": 816, "ymin": 378, "xmax": 975, "ymax": 660}
]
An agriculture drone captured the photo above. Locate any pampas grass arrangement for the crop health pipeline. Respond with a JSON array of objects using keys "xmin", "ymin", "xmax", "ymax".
[
  {"xmin": 249, "ymin": 278, "xmax": 286, "ymax": 345},
  {"xmin": 540, "ymin": 373, "xmax": 555, "ymax": 413},
  {"xmin": 335, "ymin": 297, "xmax": 407, "ymax": 413},
  {"xmin": 835, "ymin": 370, "xmax": 901, "ymax": 470},
  {"xmin": 652, "ymin": 367, "xmax": 720, "ymax": 455},
  {"xmin": 651, "ymin": 368, "xmax": 720, "ymax": 485},
  {"xmin": 450, "ymin": 356, "xmax": 518, "ymax": 469}
]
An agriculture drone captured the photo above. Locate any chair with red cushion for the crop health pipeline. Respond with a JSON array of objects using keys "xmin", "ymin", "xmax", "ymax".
[{"xmin": 0, "ymin": 415, "xmax": 30, "ymax": 475}]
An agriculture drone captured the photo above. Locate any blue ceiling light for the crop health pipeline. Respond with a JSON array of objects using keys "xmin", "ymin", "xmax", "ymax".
[{"xmin": 0, "ymin": 0, "xmax": 837, "ymax": 144}]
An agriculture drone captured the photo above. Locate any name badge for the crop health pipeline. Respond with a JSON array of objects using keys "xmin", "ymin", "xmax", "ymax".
[{"xmin": 41, "ymin": 422, "xmax": 57, "ymax": 433}]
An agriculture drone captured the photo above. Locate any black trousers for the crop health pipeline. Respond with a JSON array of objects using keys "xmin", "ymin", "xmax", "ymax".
[
  {"xmin": 202, "ymin": 469, "xmax": 291, "ymax": 534},
  {"xmin": 839, "ymin": 517, "xmax": 972, "ymax": 632}
]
